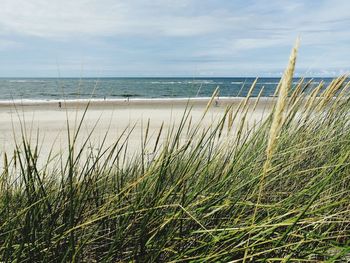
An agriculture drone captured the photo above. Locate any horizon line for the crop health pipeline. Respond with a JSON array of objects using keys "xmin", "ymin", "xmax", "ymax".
[{"xmin": 0, "ymin": 76, "xmax": 339, "ymax": 79}]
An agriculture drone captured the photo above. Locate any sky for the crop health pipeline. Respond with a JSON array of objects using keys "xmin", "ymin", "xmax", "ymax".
[{"xmin": 0, "ymin": 0, "xmax": 349, "ymax": 77}]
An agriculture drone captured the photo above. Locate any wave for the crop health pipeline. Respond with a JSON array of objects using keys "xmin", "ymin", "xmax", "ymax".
[
  {"xmin": 8, "ymin": 80, "xmax": 46, "ymax": 83},
  {"xmin": 110, "ymin": 93, "xmax": 141, "ymax": 97},
  {"xmin": 259, "ymin": 82, "xmax": 279, "ymax": 85},
  {"xmin": 185, "ymin": 80, "xmax": 217, "ymax": 84},
  {"xmin": 150, "ymin": 81, "xmax": 183, "ymax": 84},
  {"xmin": 150, "ymin": 80, "xmax": 220, "ymax": 85},
  {"xmin": 255, "ymin": 81, "xmax": 320, "ymax": 85}
]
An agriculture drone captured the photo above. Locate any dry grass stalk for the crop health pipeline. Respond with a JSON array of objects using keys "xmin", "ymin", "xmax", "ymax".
[
  {"xmin": 234, "ymin": 79, "xmax": 258, "ymax": 144},
  {"xmin": 317, "ymin": 75, "xmax": 347, "ymax": 110},
  {"xmin": 332, "ymin": 80, "xmax": 350, "ymax": 110},
  {"xmin": 288, "ymin": 77, "xmax": 305, "ymax": 106},
  {"xmin": 243, "ymin": 38, "xmax": 299, "ymax": 263},
  {"xmin": 227, "ymin": 108, "xmax": 234, "ymax": 132},
  {"xmin": 303, "ymin": 81, "xmax": 323, "ymax": 116},
  {"xmin": 227, "ymin": 79, "xmax": 257, "ymax": 136},
  {"xmin": 242, "ymin": 78, "xmax": 258, "ymax": 111},
  {"xmin": 1, "ymin": 153, "xmax": 8, "ymax": 191},
  {"xmin": 202, "ymin": 86, "xmax": 220, "ymax": 120},
  {"xmin": 227, "ymin": 101, "xmax": 243, "ymax": 133},
  {"xmin": 263, "ymin": 39, "xmax": 299, "ymax": 174},
  {"xmin": 252, "ymin": 86, "xmax": 264, "ymax": 112}
]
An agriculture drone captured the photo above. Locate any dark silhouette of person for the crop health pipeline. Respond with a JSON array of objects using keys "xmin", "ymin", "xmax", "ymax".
[{"xmin": 58, "ymin": 101, "xmax": 62, "ymax": 108}]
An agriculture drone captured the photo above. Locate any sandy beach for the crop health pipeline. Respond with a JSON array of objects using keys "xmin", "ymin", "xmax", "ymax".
[{"xmin": 0, "ymin": 98, "xmax": 274, "ymax": 166}]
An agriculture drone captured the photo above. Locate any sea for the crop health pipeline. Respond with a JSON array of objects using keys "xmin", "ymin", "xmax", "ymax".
[{"xmin": 0, "ymin": 77, "xmax": 334, "ymax": 102}]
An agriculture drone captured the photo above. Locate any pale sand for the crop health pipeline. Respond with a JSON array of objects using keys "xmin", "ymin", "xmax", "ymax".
[{"xmin": 0, "ymin": 98, "xmax": 274, "ymax": 167}]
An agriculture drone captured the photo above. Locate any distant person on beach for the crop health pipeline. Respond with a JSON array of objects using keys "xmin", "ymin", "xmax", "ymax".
[
  {"xmin": 58, "ymin": 101, "xmax": 61, "ymax": 108},
  {"xmin": 215, "ymin": 95, "xmax": 219, "ymax": 107}
]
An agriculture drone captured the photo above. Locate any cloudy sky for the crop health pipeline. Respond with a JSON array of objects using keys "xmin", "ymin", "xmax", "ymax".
[{"xmin": 0, "ymin": 0, "xmax": 349, "ymax": 77}]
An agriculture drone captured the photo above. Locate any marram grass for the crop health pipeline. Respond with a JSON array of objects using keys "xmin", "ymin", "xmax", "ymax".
[{"xmin": 1, "ymin": 51, "xmax": 350, "ymax": 262}]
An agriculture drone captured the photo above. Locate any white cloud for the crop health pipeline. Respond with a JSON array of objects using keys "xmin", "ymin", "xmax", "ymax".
[
  {"xmin": 0, "ymin": 1, "xmax": 126, "ymax": 37},
  {"xmin": 0, "ymin": 0, "xmax": 348, "ymax": 45},
  {"xmin": 0, "ymin": 0, "xmax": 239, "ymax": 38},
  {"xmin": 0, "ymin": 0, "xmax": 349, "ymax": 76}
]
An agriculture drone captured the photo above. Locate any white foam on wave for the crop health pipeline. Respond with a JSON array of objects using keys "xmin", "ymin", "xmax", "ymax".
[
  {"xmin": 150, "ymin": 81, "xmax": 182, "ymax": 84},
  {"xmin": 259, "ymin": 82, "xmax": 279, "ymax": 85},
  {"xmin": 149, "ymin": 80, "xmax": 221, "ymax": 85},
  {"xmin": 8, "ymin": 80, "xmax": 47, "ymax": 83}
]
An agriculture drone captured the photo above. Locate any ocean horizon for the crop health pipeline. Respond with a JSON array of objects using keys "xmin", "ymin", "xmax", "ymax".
[{"xmin": 0, "ymin": 77, "xmax": 335, "ymax": 101}]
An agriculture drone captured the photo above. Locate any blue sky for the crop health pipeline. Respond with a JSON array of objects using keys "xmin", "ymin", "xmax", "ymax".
[{"xmin": 0, "ymin": 0, "xmax": 349, "ymax": 77}]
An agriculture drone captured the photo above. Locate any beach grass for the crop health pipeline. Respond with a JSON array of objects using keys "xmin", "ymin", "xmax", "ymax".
[{"xmin": 1, "ymin": 46, "xmax": 350, "ymax": 262}]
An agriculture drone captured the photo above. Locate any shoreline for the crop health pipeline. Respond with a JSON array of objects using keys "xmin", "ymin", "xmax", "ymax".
[{"xmin": 0, "ymin": 96, "xmax": 277, "ymax": 109}]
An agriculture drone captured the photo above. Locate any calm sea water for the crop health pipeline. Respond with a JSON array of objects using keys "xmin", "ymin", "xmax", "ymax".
[{"xmin": 0, "ymin": 77, "xmax": 333, "ymax": 101}]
